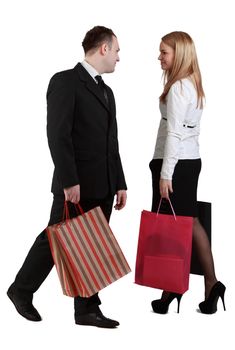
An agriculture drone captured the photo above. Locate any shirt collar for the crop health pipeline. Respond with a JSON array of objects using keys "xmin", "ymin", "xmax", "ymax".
[{"xmin": 81, "ymin": 60, "xmax": 100, "ymax": 83}]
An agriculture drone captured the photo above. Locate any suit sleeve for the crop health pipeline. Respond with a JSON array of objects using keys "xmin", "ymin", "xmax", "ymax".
[
  {"xmin": 108, "ymin": 88, "xmax": 127, "ymax": 192},
  {"xmin": 46, "ymin": 73, "xmax": 79, "ymax": 189},
  {"xmin": 116, "ymin": 152, "xmax": 127, "ymax": 191}
]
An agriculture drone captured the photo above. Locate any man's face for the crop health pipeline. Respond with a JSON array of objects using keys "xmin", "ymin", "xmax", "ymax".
[{"xmin": 103, "ymin": 36, "xmax": 120, "ymax": 73}]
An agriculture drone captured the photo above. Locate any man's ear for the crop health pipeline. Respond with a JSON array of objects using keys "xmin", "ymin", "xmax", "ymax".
[{"xmin": 100, "ymin": 42, "xmax": 108, "ymax": 56}]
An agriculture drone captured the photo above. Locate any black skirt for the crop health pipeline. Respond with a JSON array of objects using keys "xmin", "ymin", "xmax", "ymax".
[{"xmin": 149, "ymin": 158, "xmax": 201, "ymax": 217}]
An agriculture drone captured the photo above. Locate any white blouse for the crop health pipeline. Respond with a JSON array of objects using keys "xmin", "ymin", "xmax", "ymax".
[{"xmin": 153, "ymin": 78, "xmax": 203, "ymax": 180}]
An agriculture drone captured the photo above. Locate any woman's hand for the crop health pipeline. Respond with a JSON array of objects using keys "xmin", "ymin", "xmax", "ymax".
[{"xmin": 159, "ymin": 179, "xmax": 173, "ymax": 199}]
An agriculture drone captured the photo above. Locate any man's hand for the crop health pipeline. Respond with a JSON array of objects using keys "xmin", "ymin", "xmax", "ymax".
[
  {"xmin": 114, "ymin": 190, "xmax": 127, "ymax": 210},
  {"xmin": 159, "ymin": 179, "xmax": 173, "ymax": 199},
  {"xmin": 64, "ymin": 184, "xmax": 80, "ymax": 203}
]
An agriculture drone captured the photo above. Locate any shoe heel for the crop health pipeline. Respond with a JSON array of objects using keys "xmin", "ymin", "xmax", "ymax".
[
  {"xmin": 176, "ymin": 295, "xmax": 182, "ymax": 313},
  {"xmin": 220, "ymin": 290, "xmax": 226, "ymax": 311}
]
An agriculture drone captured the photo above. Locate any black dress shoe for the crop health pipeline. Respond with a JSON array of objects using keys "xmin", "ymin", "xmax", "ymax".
[
  {"xmin": 7, "ymin": 287, "xmax": 42, "ymax": 322},
  {"xmin": 75, "ymin": 312, "xmax": 119, "ymax": 328}
]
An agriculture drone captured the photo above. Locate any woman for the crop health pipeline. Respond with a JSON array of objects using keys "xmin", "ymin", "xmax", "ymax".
[{"xmin": 150, "ymin": 31, "xmax": 226, "ymax": 314}]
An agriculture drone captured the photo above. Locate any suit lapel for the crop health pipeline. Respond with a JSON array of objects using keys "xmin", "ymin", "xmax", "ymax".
[
  {"xmin": 74, "ymin": 63, "xmax": 111, "ymax": 113},
  {"xmin": 105, "ymin": 86, "xmax": 115, "ymax": 124}
]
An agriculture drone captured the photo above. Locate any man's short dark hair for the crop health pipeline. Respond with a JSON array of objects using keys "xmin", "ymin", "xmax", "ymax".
[{"xmin": 82, "ymin": 26, "xmax": 116, "ymax": 54}]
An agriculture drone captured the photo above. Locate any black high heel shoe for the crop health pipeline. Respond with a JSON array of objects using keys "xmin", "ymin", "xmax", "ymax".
[
  {"xmin": 199, "ymin": 281, "xmax": 226, "ymax": 314},
  {"xmin": 151, "ymin": 292, "xmax": 183, "ymax": 314}
]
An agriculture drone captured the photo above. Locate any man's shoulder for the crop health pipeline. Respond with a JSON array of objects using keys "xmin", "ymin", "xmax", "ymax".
[
  {"xmin": 50, "ymin": 68, "xmax": 77, "ymax": 83},
  {"xmin": 47, "ymin": 67, "xmax": 82, "ymax": 93}
]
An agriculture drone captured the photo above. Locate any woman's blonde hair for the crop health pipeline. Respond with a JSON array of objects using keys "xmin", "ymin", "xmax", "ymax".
[{"xmin": 160, "ymin": 31, "xmax": 205, "ymax": 108}]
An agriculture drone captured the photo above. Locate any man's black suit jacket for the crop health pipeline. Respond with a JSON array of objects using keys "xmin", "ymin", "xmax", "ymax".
[{"xmin": 46, "ymin": 63, "xmax": 127, "ymax": 199}]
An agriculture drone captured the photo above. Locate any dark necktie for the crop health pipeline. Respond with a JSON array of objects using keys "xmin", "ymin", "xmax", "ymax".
[{"xmin": 95, "ymin": 75, "xmax": 109, "ymax": 105}]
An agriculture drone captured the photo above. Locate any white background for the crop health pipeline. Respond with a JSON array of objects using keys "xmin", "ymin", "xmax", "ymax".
[{"xmin": 1, "ymin": 0, "xmax": 234, "ymax": 349}]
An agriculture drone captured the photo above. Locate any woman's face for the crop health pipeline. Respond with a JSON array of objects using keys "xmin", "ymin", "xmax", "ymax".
[{"xmin": 158, "ymin": 41, "xmax": 175, "ymax": 71}]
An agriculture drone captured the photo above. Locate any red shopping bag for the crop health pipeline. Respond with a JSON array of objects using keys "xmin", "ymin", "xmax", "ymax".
[
  {"xmin": 135, "ymin": 199, "xmax": 193, "ymax": 294},
  {"xmin": 47, "ymin": 203, "xmax": 131, "ymax": 297}
]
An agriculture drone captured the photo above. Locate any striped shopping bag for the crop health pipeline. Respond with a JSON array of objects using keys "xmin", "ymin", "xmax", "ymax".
[{"xmin": 46, "ymin": 204, "xmax": 131, "ymax": 297}]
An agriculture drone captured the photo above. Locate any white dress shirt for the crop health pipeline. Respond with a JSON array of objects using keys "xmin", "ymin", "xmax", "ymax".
[{"xmin": 153, "ymin": 78, "xmax": 203, "ymax": 180}]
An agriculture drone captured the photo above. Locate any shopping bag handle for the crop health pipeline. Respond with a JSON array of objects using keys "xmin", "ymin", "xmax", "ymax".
[
  {"xmin": 157, "ymin": 197, "xmax": 177, "ymax": 221},
  {"xmin": 63, "ymin": 201, "xmax": 85, "ymax": 221}
]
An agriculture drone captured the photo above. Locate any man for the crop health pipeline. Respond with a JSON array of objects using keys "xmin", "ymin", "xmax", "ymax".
[{"xmin": 7, "ymin": 26, "xmax": 127, "ymax": 329}]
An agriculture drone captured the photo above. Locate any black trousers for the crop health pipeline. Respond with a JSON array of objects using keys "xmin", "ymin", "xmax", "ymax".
[{"xmin": 11, "ymin": 194, "xmax": 114, "ymax": 317}]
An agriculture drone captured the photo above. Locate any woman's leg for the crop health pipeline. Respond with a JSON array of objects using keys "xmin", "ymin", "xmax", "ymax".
[{"xmin": 192, "ymin": 217, "xmax": 217, "ymax": 298}]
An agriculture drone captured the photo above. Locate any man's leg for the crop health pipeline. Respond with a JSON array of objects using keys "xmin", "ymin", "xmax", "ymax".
[
  {"xmin": 74, "ymin": 196, "xmax": 119, "ymax": 327},
  {"xmin": 7, "ymin": 195, "xmax": 66, "ymax": 320}
]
